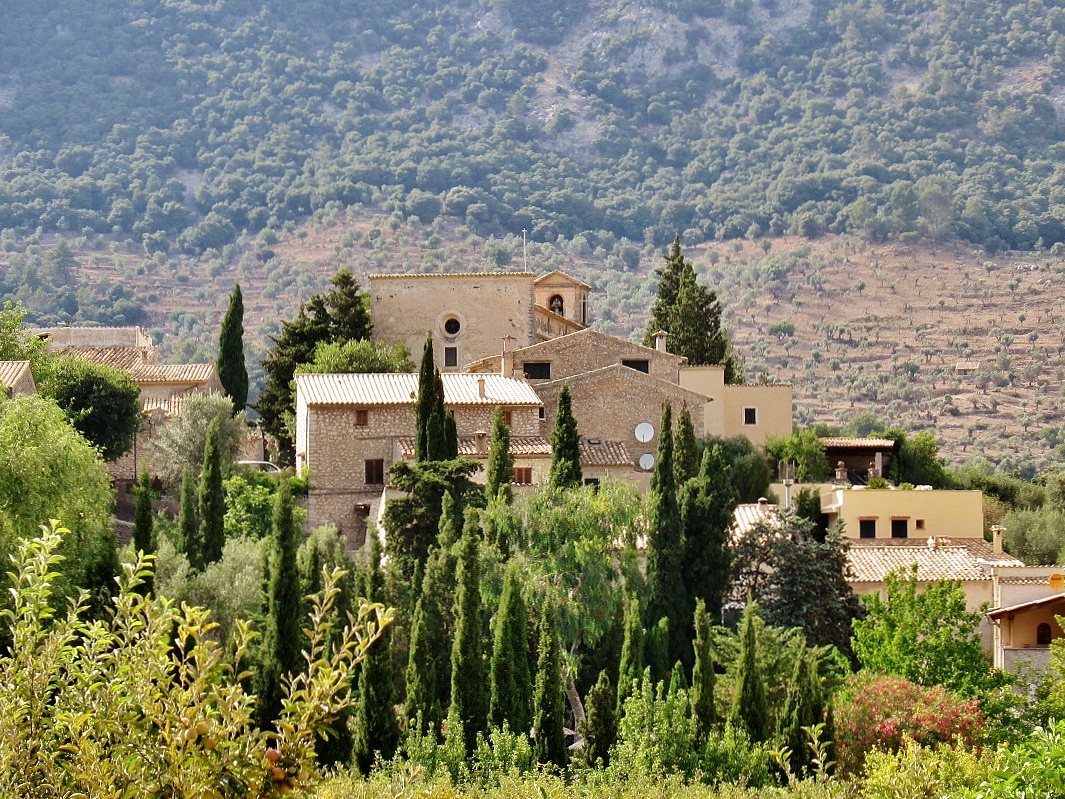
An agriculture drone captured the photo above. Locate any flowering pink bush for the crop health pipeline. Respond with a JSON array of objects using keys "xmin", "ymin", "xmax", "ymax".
[{"xmin": 834, "ymin": 672, "xmax": 984, "ymax": 776}]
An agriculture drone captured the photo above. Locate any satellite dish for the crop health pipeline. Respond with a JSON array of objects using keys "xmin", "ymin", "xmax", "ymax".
[
  {"xmin": 635, "ymin": 422, "xmax": 654, "ymax": 442},
  {"xmin": 639, "ymin": 453, "xmax": 655, "ymax": 470}
]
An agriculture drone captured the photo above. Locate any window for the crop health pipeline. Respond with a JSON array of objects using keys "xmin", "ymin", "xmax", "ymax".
[
  {"xmin": 891, "ymin": 518, "xmax": 908, "ymax": 539},
  {"xmin": 444, "ymin": 346, "xmax": 457, "ymax": 367},
  {"xmin": 1038, "ymin": 623, "xmax": 1053, "ymax": 645},
  {"xmin": 503, "ymin": 410, "xmax": 513, "ymax": 427},
  {"xmin": 523, "ymin": 362, "xmax": 551, "ymax": 379},
  {"xmin": 512, "ymin": 467, "xmax": 533, "ymax": 485},
  {"xmin": 622, "ymin": 359, "xmax": 649, "ymax": 373},
  {"xmin": 743, "ymin": 407, "xmax": 758, "ymax": 425},
  {"xmin": 859, "ymin": 518, "xmax": 876, "ymax": 539},
  {"xmin": 365, "ymin": 459, "xmax": 385, "ymax": 485},
  {"xmin": 443, "ymin": 317, "xmax": 461, "ymax": 335},
  {"xmin": 538, "ymin": 406, "xmax": 546, "ymax": 421},
  {"xmin": 915, "ymin": 519, "xmax": 925, "ymax": 530},
  {"xmin": 548, "ymin": 294, "xmax": 564, "ymax": 315},
  {"xmin": 354, "ymin": 409, "xmax": 369, "ymax": 426},
  {"xmin": 584, "ymin": 477, "xmax": 601, "ymax": 491}
]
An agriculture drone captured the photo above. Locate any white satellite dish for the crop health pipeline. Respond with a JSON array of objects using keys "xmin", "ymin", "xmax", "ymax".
[
  {"xmin": 639, "ymin": 453, "xmax": 655, "ymax": 470},
  {"xmin": 635, "ymin": 422, "xmax": 654, "ymax": 442}
]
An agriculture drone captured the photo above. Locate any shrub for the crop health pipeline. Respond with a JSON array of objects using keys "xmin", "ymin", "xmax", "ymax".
[
  {"xmin": 834, "ymin": 673, "xmax": 984, "ymax": 776},
  {"xmin": 0, "ymin": 521, "xmax": 391, "ymax": 795},
  {"xmin": 861, "ymin": 739, "xmax": 991, "ymax": 799}
]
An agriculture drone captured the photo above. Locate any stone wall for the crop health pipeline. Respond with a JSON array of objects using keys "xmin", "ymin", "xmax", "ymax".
[{"xmin": 512, "ymin": 330, "xmax": 684, "ymax": 383}]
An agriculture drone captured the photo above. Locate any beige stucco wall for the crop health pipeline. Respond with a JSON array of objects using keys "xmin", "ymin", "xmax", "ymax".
[
  {"xmin": 822, "ymin": 488, "xmax": 985, "ymax": 539},
  {"xmin": 369, "ymin": 273, "xmax": 536, "ymax": 370},
  {"xmin": 537, "ymin": 368, "xmax": 711, "ymax": 469},
  {"xmin": 722, "ymin": 384, "xmax": 794, "ymax": 446}
]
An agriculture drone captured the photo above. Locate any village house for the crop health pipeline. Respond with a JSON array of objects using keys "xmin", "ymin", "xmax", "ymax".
[{"xmin": 0, "ymin": 360, "xmax": 37, "ymax": 398}]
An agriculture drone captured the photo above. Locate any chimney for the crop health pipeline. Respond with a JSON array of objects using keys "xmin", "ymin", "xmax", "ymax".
[
  {"xmin": 990, "ymin": 524, "xmax": 1005, "ymax": 554},
  {"xmin": 502, "ymin": 335, "xmax": 516, "ymax": 377},
  {"xmin": 474, "ymin": 430, "xmax": 488, "ymax": 455},
  {"xmin": 478, "ymin": 376, "xmax": 486, "ymax": 399},
  {"xmin": 654, "ymin": 330, "xmax": 668, "ymax": 352}
]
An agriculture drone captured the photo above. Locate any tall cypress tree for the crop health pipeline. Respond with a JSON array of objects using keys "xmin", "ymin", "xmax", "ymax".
[
  {"xmin": 415, "ymin": 335, "xmax": 450, "ymax": 462},
  {"xmin": 177, "ymin": 467, "xmax": 200, "ymax": 568},
  {"xmin": 731, "ymin": 601, "xmax": 770, "ymax": 743},
  {"xmin": 532, "ymin": 599, "xmax": 568, "ymax": 769},
  {"xmin": 198, "ymin": 417, "xmax": 225, "ymax": 567},
  {"xmin": 443, "ymin": 409, "xmax": 458, "ymax": 460},
  {"xmin": 646, "ymin": 402, "xmax": 690, "ymax": 670},
  {"xmin": 484, "ymin": 405, "xmax": 514, "ymax": 504},
  {"xmin": 616, "ymin": 594, "xmax": 644, "ymax": 717},
  {"xmin": 132, "ymin": 467, "xmax": 155, "ymax": 555},
  {"xmin": 490, "ymin": 561, "xmax": 531, "ymax": 734},
  {"xmin": 673, "ymin": 405, "xmax": 700, "ymax": 486},
  {"xmin": 449, "ymin": 510, "xmax": 488, "ymax": 755},
  {"xmin": 681, "ymin": 446, "xmax": 738, "ymax": 626},
  {"xmin": 217, "ymin": 283, "xmax": 248, "ymax": 413},
  {"xmin": 549, "ymin": 383, "xmax": 582, "ymax": 490},
  {"xmin": 256, "ymin": 477, "xmax": 303, "ymax": 729},
  {"xmin": 579, "ymin": 670, "xmax": 616, "ymax": 769},
  {"xmin": 777, "ymin": 643, "xmax": 826, "ymax": 779},
  {"xmin": 405, "ymin": 493, "xmax": 461, "ymax": 737},
  {"xmin": 352, "ymin": 530, "xmax": 401, "ymax": 773},
  {"xmin": 691, "ymin": 598, "xmax": 717, "ymax": 742}
]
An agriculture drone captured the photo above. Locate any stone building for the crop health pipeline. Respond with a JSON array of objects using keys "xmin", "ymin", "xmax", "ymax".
[{"xmin": 0, "ymin": 360, "xmax": 37, "ymax": 398}]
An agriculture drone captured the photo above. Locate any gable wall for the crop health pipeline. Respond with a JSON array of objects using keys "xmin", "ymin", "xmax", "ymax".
[{"xmin": 515, "ymin": 333, "xmax": 683, "ymax": 383}]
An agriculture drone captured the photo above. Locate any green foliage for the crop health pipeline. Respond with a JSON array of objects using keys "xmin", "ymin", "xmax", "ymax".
[
  {"xmin": 0, "ymin": 521, "xmax": 391, "ymax": 795},
  {"xmin": 673, "ymin": 406, "xmax": 700, "ymax": 486},
  {"xmin": 880, "ymin": 429, "xmax": 953, "ymax": 489},
  {"xmin": 834, "ymin": 672, "xmax": 985, "ymax": 777},
  {"xmin": 40, "ymin": 354, "xmax": 142, "ymax": 461},
  {"xmin": 0, "ymin": 301, "xmax": 51, "ymax": 380},
  {"xmin": 730, "ymin": 602, "xmax": 770, "ymax": 744},
  {"xmin": 611, "ymin": 667, "xmax": 699, "ymax": 779},
  {"xmin": 973, "ymin": 720, "xmax": 1065, "ymax": 799},
  {"xmin": 549, "ymin": 383, "xmax": 582, "ymax": 490},
  {"xmin": 1000, "ymin": 506, "xmax": 1065, "ymax": 565},
  {"xmin": 579, "ymin": 670, "xmax": 616, "ymax": 769},
  {"xmin": 852, "ymin": 567, "xmax": 1002, "ymax": 697},
  {"xmin": 485, "ymin": 405, "xmax": 514, "ymax": 504},
  {"xmin": 217, "ymin": 283, "xmax": 248, "ymax": 413},
  {"xmin": 860, "ymin": 739, "xmax": 991, "ymax": 799},
  {"xmin": 690, "ymin": 599, "xmax": 716, "ymax": 742},
  {"xmin": 150, "ymin": 392, "xmax": 247, "ymax": 489},
  {"xmin": 681, "ymin": 446, "xmax": 738, "ymax": 625},
  {"xmin": 133, "ymin": 467, "xmax": 155, "ymax": 556},
  {"xmin": 765, "ymin": 428, "xmax": 830, "ymax": 482},
  {"xmin": 449, "ymin": 511, "xmax": 489, "ymax": 756},
  {"xmin": 299, "ymin": 338, "xmax": 413, "ymax": 375},
  {"xmin": 707, "ymin": 435, "xmax": 772, "ymax": 504},
  {"xmin": 415, "ymin": 335, "xmax": 448, "ymax": 463},
  {"xmin": 776, "ymin": 643, "xmax": 829, "ymax": 779},
  {"xmin": 176, "ymin": 467, "xmax": 199, "ymax": 562},
  {"xmin": 490, "ymin": 561, "xmax": 532, "ymax": 736},
  {"xmin": 532, "ymin": 599, "xmax": 568, "ymax": 769},
  {"xmin": 198, "ymin": 416, "xmax": 226, "ymax": 568},
  {"xmin": 223, "ymin": 473, "xmax": 298, "ymax": 541}
]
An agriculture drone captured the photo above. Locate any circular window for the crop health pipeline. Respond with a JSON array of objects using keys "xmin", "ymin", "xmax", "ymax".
[{"xmin": 444, "ymin": 317, "xmax": 461, "ymax": 335}]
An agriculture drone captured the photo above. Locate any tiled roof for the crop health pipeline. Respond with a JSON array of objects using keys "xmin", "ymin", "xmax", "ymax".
[
  {"xmin": 847, "ymin": 537, "xmax": 1024, "ymax": 583},
  {"xmin": 732, "ymin": 501, "xmax": 782, "ymax": 538},
  {"xmin": 534, "ymin": 270, "xmax": 593, "ymax": 289},
  {"xmin": 297, "ymin": 373, "xmax": 542, "ymax": 407},
  {"xmin": 395, "ymin": 436, "xmax": 632, "ymax": 466},
  {"xmin": 820, "ymin": 437, "xmax": 896, "ymax": 448},
  {"xmin": 59, "ymin": 346, "xmax": 156, "ymax": 370},
  {"xmin": 368, "ymin": 271, "xmax": 535, "ymax": 280},
  {"xmin": 537, "ymin": 363, "xmax": 712, "ymax": 400},
  {"xmin": 142, "ymin": 395, "xmax": 187, "ymax": 417},
  {"xmin": 130, "ymin": 363, "xmax": 217, "ymax": 384},
  {"xmin": 988, "ymin": 593, "xmax": 1065, "ymax": 618},
  {"xmin": 0, "ymin": 360, "xmax": 31, "ymax": 390}
]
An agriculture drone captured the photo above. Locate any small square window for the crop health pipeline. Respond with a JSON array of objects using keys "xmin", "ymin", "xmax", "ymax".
[
  {"xmin": 444, "ymin": 346, "xmax": 458, "ymax": 367},
  {"xmin": 891, "ymin": 518, "xmax": 908, "ymax": 539},
  {"xmin": 512, "ymin": 467, "xmax": 533, "ymax": 485},
  {"xmin": 503, "ymin": 410, "xmax": 513, "ymax": 427},
  {"xmin": 524, "ymin": 362, "xmax": 551, "ymax": 380},
  {"xmin": 743, "ymin": 407, "xmax": 758, "ymax": 426},
  {"xmin": 622, "ymin": 359, "xmax": 649, "ymax": 373},
  {"xmin": 354, "ymin": 409, "xmax": 369, "ymax": 426},
  {"xmin": 859, "ymin": 518, "xmax": 876, "ymax": 539},
  {"xmin": 915, "ymin": 519, "xmax": 926, "ymax": 530},
  {"xmin": 365, "ymin": 459, "xmax": 385, "ymax": 485}
]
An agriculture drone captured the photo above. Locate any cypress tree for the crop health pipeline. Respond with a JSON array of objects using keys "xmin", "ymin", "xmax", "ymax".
[
  {"xmin": 646, "ymin": 402, "xmax": 690, "ymax": 670},
  {"xmin": 177, "ymin": 467, "xmax": 201, "ymax": 569},
  {"xmin": 198, "ymin": 417, "xmax": 225, "ymax": 567},
  {"xmin": 490, "ymin": 561, "xmax": 531, "ymax": 734},
  {"xmin": 731, "ymin": 601, "xmax": 770, "ymax": 743},
  {"xmin": 532, "ymin": 599, "xmax": 568, "ymax": 769},
  {"xmin": 777, "ymin": 643, "xmax": 826, "ymax": 778},
  {"xmin": 484, "ymin": 405, "xmax": 514, "ymax": 504},
  {"xmin": 352, "ymin": 530, "xmax": 401, "ymax": 773},
  {"xmin": 443, "ymin": 409, "xmax": 458, "ymax": 460},
  {"xmin": 449, "ymin": 510, "xmax": 488, "ymax": 755},
  {"xmin": 256, "ymin": 477, "xmax": 303, "ymax": 728},
  {"xmin": 132, "ymin": 467, "xmax": 154, "ymax": 555},
  {"xmin": 405, "ymin": 494, "xmax": 460, "ymax": 737},
  {"xmin": 217, "ymin": 283, "xmax": 248, "ymax": 413},
  {"xmin": 579, "ymin": 670, "xmax": 616, "ymax": 769},
  {"xmin": 681, "ymin": 446, "xmax": 738, "ymax": 625},
  {"xmin": 616, "ymin": 595, "xmax": 644, "ymax": 717},
  {"xmin": 549, "ymin": 383, "xmax": 582, "ymax": 490},
  {"xmin": 674, "ymin": 405, "xmax": 700, "ymax": 485},
  {"xmin": 691, "ymin": 598, "xmax": 717, "ymax": 742},
  {"xmin": 415, "ymin": 335, "xmax": 449, "ymax": 462}
]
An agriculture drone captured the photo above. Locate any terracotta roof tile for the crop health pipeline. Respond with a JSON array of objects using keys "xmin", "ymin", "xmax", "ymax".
[
  {"xmin": 846, "ymin": 537, "xmax": 1024, "ymax": 583},
  {"xmin": 130, "ymin": 363, "xmax": 217, "ymax": 384},
  {"xmin": 395, "ymin": 436, "xmax": 631, "ymax": 466},
  {"xmin": 820, "ymin": 437, "xmax": 897, "ymax": 448},
  {"xmin": 296, "ymin": 373, "xmax": 542, "ymax": 407},
  {"xmin": 732, "ymin": 501, "xmax": 781, "ymax": 537},
  {"xmin": 0, "ymin": 360, "xmax": 32, "ymax": 391},
  {"xmin": 59, "ymin": 346, "xmax": 156, "ymax": 370}
]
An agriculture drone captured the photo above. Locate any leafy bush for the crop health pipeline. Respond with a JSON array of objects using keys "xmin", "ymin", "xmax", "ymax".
[
  {"xmin": 861, "ymin": 739, "xmax": 991, "ymax": 799},
  {"xmin": 0, "ymin": 521, "xmax": 391, "ymax": 795},
  {"xmin": 834, "ymin": 673, "xmax": 984, "ymax": 776},
  {"xmin": 968, "ymin": 720, "xmax": 1065, "ymax": 799},
  {"xmin": 610, "ymin": 669, "xmax": 700, "ymax": 779}
]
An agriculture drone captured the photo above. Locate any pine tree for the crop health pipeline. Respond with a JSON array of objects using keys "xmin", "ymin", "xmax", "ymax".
[
  {"xmin": 681, "ymin": 445, "xmax": 738, "ymax": 624},
  {"xmin": 646, "ymin": 402, "xmax": 690, "ymax": 670},
  {"xmin": 490, "ymin": 561, "xmax": 531, "ymax": 734},
  {"xmin": 449, "ymin": 510, "xmax": 488, "ymax": 755},
  {"xmin": 352, "ymin": 530, "xmax": 401, "ymax": 773},
  {"xmin": 616, "ymin": 595, "xmax": 644, "ymax": 717},
  {"xmin": 691, "ymin": 599, "xmax": 717, "ymax": 742},
  {"xmin": 485, "ymin": 406, "xmax": 514, "ymax": 504},
  {"xmin": 549, "ymin": 383, "xmax": 582, "ymax": 490},
  {"xmin": 256, "ymin": 477, "xmax": 303, "ymax": 729},
  {"xmin": 177, "ymin": 467, "xmax": 200, "ymax": 568},
  {"xmin": 579, "ymin": 670, "xmax": 616, "ymax": 768},
  {"xmin": 217, "ymin": 283, "xmax": 248, "ymax": 413},
  {"xmin": 405, "ymin": 494, "xmax": 461, "ymax": 737},
  {"xmin": 673, "ymin": 405, "xmax": 700, "ymax": 486},
  {"xmin": 731, "ymin": 601, "xmax": 770, "ymax": 743},
  {"xmin": 198, "ymin": 417, "xmax": 225, "ymax": 567},
  {"xmin": 532, "ymin": 599, "xmax": 568, "ymax": 769},
  {"xmin": 132, "ymin": 468, "xmax": 154, "ymax": 555}
]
